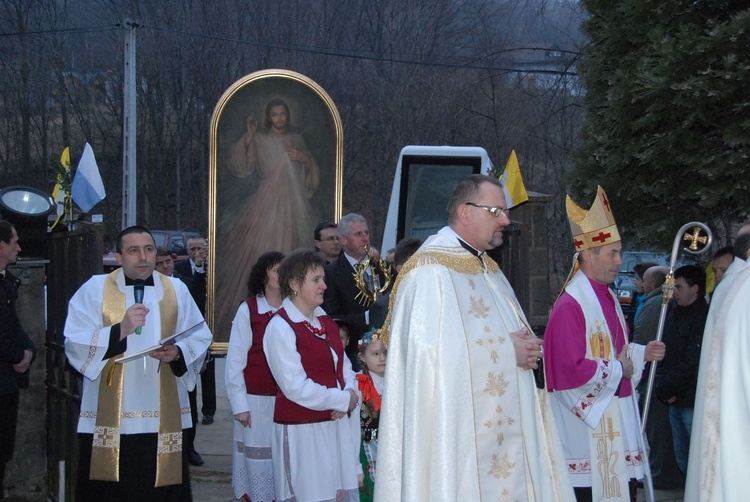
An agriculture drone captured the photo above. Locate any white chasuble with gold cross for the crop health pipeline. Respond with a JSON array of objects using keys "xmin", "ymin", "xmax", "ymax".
[{"xmin": 376, "ymin": 227, "xmax": 573, "ymax": 502}]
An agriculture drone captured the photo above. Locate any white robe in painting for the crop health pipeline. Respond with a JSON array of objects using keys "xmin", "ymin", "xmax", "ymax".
[
  {"xmin": 375, "ymin": 227, "xmax": 574, "ymax": 502},
  {"xmin": 225, "ymin": 296, "xmax": 277, "ymax": 501},
  {"xmin": 685, "ymin": 256, "xmax": 750, "ymax": 502},
  {"xmin": 64, "ymin": 270, "xmax": 212, "ymax": 434},
  {"xmin": 263, "ymin": 299, "xmax": 361, "ymax": 502}
]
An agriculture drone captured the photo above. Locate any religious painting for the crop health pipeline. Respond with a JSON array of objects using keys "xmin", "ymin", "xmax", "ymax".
[{"xmin": 208, "ymin": 69, "xmax": 343, "ymax": 342}]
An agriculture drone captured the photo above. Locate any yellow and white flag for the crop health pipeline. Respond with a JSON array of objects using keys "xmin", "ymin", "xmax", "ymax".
[
  {"xmin": 499, "ymin": 150, "xmax": 528, "ymax": 208},
  {"xmin": 50, "ymin": 147, "xmax": 71, "ymax": 230}
]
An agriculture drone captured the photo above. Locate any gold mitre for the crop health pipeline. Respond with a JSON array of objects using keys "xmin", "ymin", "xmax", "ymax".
[{"xmin": 566, "ymin": 185, "xmax": 620, "ymax": 251}]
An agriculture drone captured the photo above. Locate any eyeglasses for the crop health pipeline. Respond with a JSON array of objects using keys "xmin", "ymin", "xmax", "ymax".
[
  {"xmin": 465, "ymin": 202, "xmax": 509, "ymax": 219},
  {"xmin": 189, "ymin": 247, "xmax": 205, "ymax": 251},
  {"xmin": 319, "ymin": 236, "xmax": 338, "ymax": 242}
]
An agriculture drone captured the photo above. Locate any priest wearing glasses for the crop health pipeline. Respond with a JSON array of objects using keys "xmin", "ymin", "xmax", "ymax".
[{"xmin": 64, "ymin": 225, "xmax": 212, "ymax": 501}]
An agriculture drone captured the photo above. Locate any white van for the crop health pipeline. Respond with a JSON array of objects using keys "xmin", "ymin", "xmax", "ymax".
[{"xmin": 380, "ymin": 145, "xmax": 493, "ymax": 253}]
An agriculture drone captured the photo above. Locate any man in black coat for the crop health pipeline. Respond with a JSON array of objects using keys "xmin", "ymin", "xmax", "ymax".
[
  {"xmin": 655, "ymin": 264, "xmax": 709, "ymax": 476},
  {"xmin": 323, "ymin": 213, "xmax": 390, "ymax": 367},
  {"xmin": 0, "ymin": 221, "xmax": 35, "ymax": 498},
  {"xmin": 174, "ymin": 236, "xmax": 215, "ymax": 426},
  {"xmin": 155, "ymin": 248, "xmax": 204, "ymax": 467}
]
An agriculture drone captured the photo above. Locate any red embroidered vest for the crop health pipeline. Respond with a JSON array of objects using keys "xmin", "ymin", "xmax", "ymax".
[
  {"xmin": 243, "ymin": 296, "xmax": 277, "ymax": 396},
  {"xmin": 273, "ymin": 309, "xmax": 345, "ymax": 424}
]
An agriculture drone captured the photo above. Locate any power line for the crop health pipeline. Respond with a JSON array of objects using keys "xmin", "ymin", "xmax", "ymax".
[{"xmin": 1, "ymin": 22, "xmax": 578, "ymax": 76}]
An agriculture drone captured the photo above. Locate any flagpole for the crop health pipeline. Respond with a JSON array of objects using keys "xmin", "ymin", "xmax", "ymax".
[{"xmin": 122, "ymin": 19, "xmax": 138, "ymax": 227}]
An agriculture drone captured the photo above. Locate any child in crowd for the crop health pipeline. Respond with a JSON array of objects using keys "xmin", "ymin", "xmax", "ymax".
[{"xmin": 356, "ymin": 328, "xmax": 387, "ymax": 501}]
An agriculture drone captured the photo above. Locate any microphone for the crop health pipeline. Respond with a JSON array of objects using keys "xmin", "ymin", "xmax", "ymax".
[{"xmin": 133, "ymin": 279, "xmax": 145, "ymax": 334}]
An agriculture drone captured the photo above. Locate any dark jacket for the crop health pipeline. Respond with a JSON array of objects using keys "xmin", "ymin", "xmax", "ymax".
[
  {"xmin": 0, "ymin": 270, "xmax": 36, "ymax": 394},
  {"xmin": 655, "ymin": 297, "xmax": 709, "ymax": 407},
  {"xmin": 174, "ymin": 261, "xmax": 206, "ymax": 315},
  {"xmin": 322, "ymin": 253, "xmax": 390, "ymax": 342}
]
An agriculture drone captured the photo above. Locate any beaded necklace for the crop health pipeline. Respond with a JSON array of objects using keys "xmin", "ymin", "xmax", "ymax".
[{"xmin": 302, "ymin": 319, "xmax": 327, "ymax": 338}]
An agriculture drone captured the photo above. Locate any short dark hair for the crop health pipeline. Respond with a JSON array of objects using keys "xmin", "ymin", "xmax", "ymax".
[
  {"xmin": 155, "ymin": 247, "xmax": 172, "ymax": 257},
  {"xmin": 394, "ymin": 238, "xmax": 422, "ymax": 267},
  {"xmin": 633, "ymin": 262, "xmax": 658, "ymax": 279},
  {"xmin": 675, "ymin": 264, "xmax": 706, "ymax": 296},
  {"xmin": 734, "ymin": 233, "xmax": 750, "ymax": 260},
  {"xmin": 446, "ymin": 174, "xmax": 503, "ymax": 223},
  {"xmin": 314, "ymin": 222, "xmax": 337, "ymax": 241},
  {"xmin": 116, "ymin": 226, "xmax": 154, "ymax": 254},
  {"xmin": 713, "ymin": 246, "xmax": 734, "ymax": 261},
  {"xmin": 334, "ymin": 319, "xmax": 352, "ymax": 338},
  {"xmin": 0, "ymin": 220, "xmax": 15, "ymax": 244},
  {"xmin": 278, "ymin": 249, "xmax": 326, "ymax": 298},
  {"xmin": 247, "ymin": 251, "xmax": 285, "ymax": 296}
]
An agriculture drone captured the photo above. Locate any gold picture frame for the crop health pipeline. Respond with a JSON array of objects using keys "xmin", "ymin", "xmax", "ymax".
[{"xmin": 208, "ymin": 69, "xmax": 343, "ymax": 342}]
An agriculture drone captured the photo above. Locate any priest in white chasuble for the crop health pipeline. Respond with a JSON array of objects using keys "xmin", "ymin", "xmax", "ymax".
[
  {"xmin": 64, "ymin": 226, "xmax": 212, "ymax": 501},
  {"xmin": 685, "ymin": 236, "xmax": 750, "ymax": 502},
  {"xmin": 544, "ymin": 187, "xmax": 665, "ymax": 502},
  {"xmin": 376, "ymin": 175, "xmax": 574, "ymax": 502}
]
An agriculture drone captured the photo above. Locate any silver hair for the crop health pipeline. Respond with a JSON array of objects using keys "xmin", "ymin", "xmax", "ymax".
[{"xmin": 337, "ymin": 213, "xmax": 367, "ymax": 237}]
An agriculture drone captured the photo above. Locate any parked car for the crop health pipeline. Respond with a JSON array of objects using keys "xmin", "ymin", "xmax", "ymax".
[{"xmin": 102, "ymin": 229, "xmax": 200, "ymax": 272}]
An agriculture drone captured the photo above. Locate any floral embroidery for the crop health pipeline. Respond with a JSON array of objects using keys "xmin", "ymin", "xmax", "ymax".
[
  {"xmin": 572, "ymin": 360, "xmax": 610, "ymax": 420},
  {"xmin": 468, "ymin": 295, "xmax": 490, "ymax": 319},
  {"xmin": 489, "ymin": 453, "xmax": 515, "ymax": 479},
  {"xmin": 484, "ymin": 371, "xmax": 509, "ymax": 397}
]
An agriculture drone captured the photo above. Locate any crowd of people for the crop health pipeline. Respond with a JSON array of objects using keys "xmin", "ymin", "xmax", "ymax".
[{"xmin": 2, "ymin": 172, "xmax": 749, "ymax": 501}]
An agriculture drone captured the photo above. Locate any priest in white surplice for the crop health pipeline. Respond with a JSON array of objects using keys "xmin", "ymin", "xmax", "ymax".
[
  {"xmin": 376, "ymin": 175, "xmax": 574, "ymax": 502},
  {"xmin": 685, "ymin": 230, "xmax": 750, "ymax": 502},
  {"xmin": 544, "ymin": 187, "xmax": 665, "ymax": 502},
  {"xmin": 65, "ymin": 226, "xmax": 212, "ymax": 501}
]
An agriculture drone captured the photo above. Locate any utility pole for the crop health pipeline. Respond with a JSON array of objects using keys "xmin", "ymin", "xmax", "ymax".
[{"xmin": 122, "ymin": 19, "xmax": 138, "ymax": 227}]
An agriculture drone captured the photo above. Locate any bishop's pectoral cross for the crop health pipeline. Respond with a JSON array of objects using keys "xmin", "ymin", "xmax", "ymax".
[{"xmin": 593, "ymin": 417, "xmax": 622, "ymax": 499}]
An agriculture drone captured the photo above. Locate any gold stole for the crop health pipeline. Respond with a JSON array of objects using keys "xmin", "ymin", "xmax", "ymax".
[{"xmin": 90, "ymin": 269, "xmax": 182, "ymax": 487}]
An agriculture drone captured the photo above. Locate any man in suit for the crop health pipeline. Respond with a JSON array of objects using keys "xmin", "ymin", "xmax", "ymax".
[
  {"xmin": 174, "ymin": 236, "xmax": 215, "ymax": 426},
  {"xmin": 155, "ymin": 248, "xmax": 204, "ymax": 467},
  {"xmin": 314, "ymin": 222, "xmax": 341, "ymax": 264},
  {"xmin": 323, "ymin": 213, "xmax": 389, "ymax": 366}
]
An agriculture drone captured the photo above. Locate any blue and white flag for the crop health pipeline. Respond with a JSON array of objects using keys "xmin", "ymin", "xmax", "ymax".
[{"xmin": 71, "ymin": 142, "xmax": 106, "ymax": 213}]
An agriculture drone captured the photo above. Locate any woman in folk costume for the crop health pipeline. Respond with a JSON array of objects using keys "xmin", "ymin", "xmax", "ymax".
[
  {"xmin": 225, "ymin": 251, "xmax": 285, "ymax": 501},
  {"xmin": 262, "ymin": 249, "xmax": 361, "ymax": 502},
  {"xmin": 355, "ymin": 328, "xmax": 387, "ymax": 501},
  {"xmin": 543, "ymin": 186, "xmax": 666, "ymax": 502}
]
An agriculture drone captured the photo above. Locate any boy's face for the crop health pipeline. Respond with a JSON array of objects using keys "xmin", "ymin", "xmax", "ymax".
[{"xmin": 339, "ymin": 328, "xmax": 350, "ymax": 347}]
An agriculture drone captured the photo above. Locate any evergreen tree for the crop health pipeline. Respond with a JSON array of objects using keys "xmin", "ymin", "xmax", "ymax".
[{"xmin": 573, "ymin": 0, "xmax": 750, "ymax": 247}]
